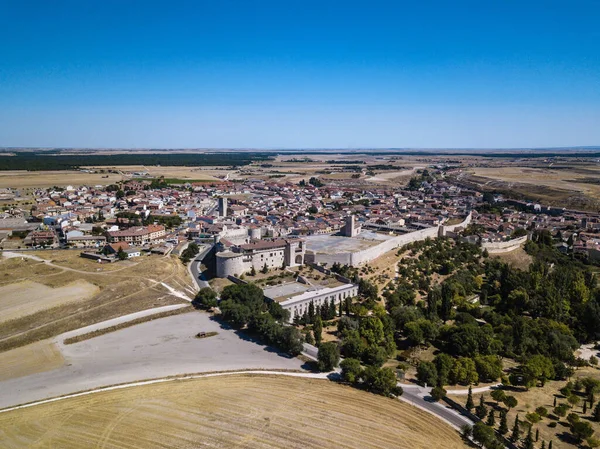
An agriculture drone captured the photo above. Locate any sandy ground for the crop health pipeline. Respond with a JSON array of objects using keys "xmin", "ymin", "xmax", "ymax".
[
  {"xmin": 0, "ymin": 340, "xmax": 64, "ymax": 382},
  {"xmin": 0, "ymin": 311, "xmax": 305, "ymax": 409},
  {"xmin": 0, "ymin": 279, "xmax": 99, "ymax": 323},
  {"xmin": 0, "ymin": 374, "xmax": 468, "ymax": 449}
]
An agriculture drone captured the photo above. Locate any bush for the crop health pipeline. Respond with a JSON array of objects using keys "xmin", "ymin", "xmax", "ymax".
[
  {"xmin": 548, "ymin": 421, "xmax": 557, "ymax": 428},
  {"xmin": 554, "ymin": 403, "xmax": 570, "ymax": 417},
  {"xmin": 535, "ymin": 406, "xmax": 548, "ymax": 418}
]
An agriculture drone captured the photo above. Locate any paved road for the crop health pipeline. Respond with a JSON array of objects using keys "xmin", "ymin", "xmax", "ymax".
[
  {"xmin": 189, "ymin": 244, "xmax": 213, "ymax": 290},
  {"xmin": 0, "ymin": 311, "xmax": 304, "ymax": 409},
  {"xmin": 399, "ymin": 385, "xmax": 474, "ymax": 431}
]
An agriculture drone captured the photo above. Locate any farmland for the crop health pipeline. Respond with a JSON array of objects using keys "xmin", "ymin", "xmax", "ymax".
[{"xmin": 0, "ymin": 374, "xmax": 468, "ymax": 449}]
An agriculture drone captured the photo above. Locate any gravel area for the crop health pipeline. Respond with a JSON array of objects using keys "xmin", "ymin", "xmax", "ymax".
[{"xmin": 0, "ymin": 311, "xmax": 304, "ymax": 409}]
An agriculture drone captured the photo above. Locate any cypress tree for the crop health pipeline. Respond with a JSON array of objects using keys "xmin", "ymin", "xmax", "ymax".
[
  {"xmin": 523, "ymin": 427, "xmax": 534, "ymax": 449},
  {"xmin": 541, "ymin": 441, "xmax": 546, "ymax": 449},
  {"xmin": 548, "ymin": 440, "xmax": 553, "ymax": 449},
  {"xmin": 313, "ymin": 316, "xmax": 323, "ymax": 346},
  {"xmin": 498, "ymin": 410, "xmax": 508, "ymax": 435},
  {"xmin": 553, "ymin": 396, "xmax": 557, "ymax": 407},
  {"xmin": 486, "ymin": 409, "xmax": 495, "ymax": 427},
  {"xmin": 510, "ymin": 415, "xmax": 520, "ymax": 443},
  {"xmin": 593, "ymin": 402, "xmax": 600, "ymax": 422},
  {"xmin": 535, "ymin": 428, "xmax": 539, "ymax": 442},
  {"xmin": 338, "ymin": 300, "xmax": 343, "ymax": 317},
  {"xmin": 466, "ymin": 386, "xmax": 475, "ymax": 411},
  {"xmin": 475, "ymin": 395, "xmax": 488, "ymax": 419}
]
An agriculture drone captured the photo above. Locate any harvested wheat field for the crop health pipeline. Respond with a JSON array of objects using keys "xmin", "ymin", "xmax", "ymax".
[
  {"xmin": 0, "ymin": 279, "xmax": 99, "ymax": 323},
  {"xmin": 0, "ymin": 375, "xmax": 467, "ymax": 449}
]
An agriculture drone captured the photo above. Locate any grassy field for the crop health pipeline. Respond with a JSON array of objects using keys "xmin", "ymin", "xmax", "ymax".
[
  {"xmin": 0, "ymin": 375, "xmax": 468, "ymax": 449},
  {"xmin": 0, "ymin": 251, "xmax": 193, "ymax": 353}
]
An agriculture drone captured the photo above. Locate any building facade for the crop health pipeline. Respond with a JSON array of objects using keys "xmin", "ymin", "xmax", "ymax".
[{"xmin": 271, "ymin": 283, "xmax": 358, "ymax": 323}]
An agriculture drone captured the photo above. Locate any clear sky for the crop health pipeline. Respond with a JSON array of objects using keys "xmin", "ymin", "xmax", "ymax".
[{"xmin": 1, "ymin": 1, "xmax": 599, "ymax": 149}]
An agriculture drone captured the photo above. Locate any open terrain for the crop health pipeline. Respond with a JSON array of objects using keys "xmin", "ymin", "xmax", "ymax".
[
  {"xmin": 0, "ymin": 166, "xmax": 222, "ymax": 188},
  {"xmin": 0, "ymin": 374, "xmax": 468, "ymax": 449},
  {"xmin": 449, "ymin": 365, "xmax": 600, "ymax": 449},
  {"xmin": 0, "ymin": 250, "xmax": 193, "ymax": 353}
]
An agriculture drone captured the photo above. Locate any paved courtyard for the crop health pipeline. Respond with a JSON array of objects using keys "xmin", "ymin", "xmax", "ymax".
[{"xmin": 305, "ymin": 231, "xmax": 393, "ymax": 254}]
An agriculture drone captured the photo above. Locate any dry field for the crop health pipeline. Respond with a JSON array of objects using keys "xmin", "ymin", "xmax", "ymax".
[
  {"xmin": 0, "ymin": 170, "xmax": 124, "ymax": 188},
  {"xmin": 491, "ymin": 246, "xmax": 533, "ymax": 270},
  {"xmin": 0, "ymin": 165, "xmax": 224, "ymax": 189},
  {"xmin": 0, "ymin": 279, "xmax": 99, "ymax": 323},
  {"xmin": 0, "ymin": 251, "xmax": 193, "ymax": 353},
  {"xmin": 0, "ymin": 375, "xmax": 468, "ymax": 449},
  {"xmin": 89, "ymin": 165, "xmax": 224, "ymax": 181},
  {"xmin": 466, "ymin": 165, "xmax": 600, "ymax": 210},
  {"xmin": 0, "ymin": 340, "xmax": 64, "ymax": 381}
]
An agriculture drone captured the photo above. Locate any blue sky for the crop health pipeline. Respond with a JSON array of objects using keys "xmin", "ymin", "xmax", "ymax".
[{"xmin": 1, "ymin": 1, "xmax": 599, "ymax": 148}]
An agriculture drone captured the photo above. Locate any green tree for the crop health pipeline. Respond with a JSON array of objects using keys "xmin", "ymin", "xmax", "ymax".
[
  {"xmin": 504, "ymin": 395, "xmax": 518, "ymax": 410},
  {"xmin": 192, "ymin": 287, "xmax": 218, "ymax": 310},
  {"xmin": 430, "ymin": 386, "xmax": 447, "ymax": 402},
  {"xmin": 362, "ymin": 366, "xmax": 399, "ymax": 397},
  {"xmin": 486, "ymin": 409, "xmax": 495, "ymax": 427},
  {"xmin": 523, "ymin": 355, "xmax": 555, "ymax": 388},
  {"xmin": 317, "ymin": 342, "xmax": 340, "ymax": 372},
  {"xmin": 416, "ymin": 361, "xmax": 438, "ymax": 387},
  {"xmin": 570, "ymin": 421, "xmax": 594, "ymax": 443},
  {"xmin": 510, "ymin": 415, "xmax": 520, "ymax": 443},
  {"xmin": 117, "ymin": 247, "xmax": 128, "ymax": 260},
  {"xmin": 466, "ymin": 385, "xmax": 475, "ymax": 411},
  {"xmin": 434, "ymin": 353, "xmax": 455, "ymax": 387},
  {"xmin": 523, "ymin": 426, "xmax": 534, "ymax": 449},
  {"xmin": 593, "ymin": 402, "xmax": 600, "ymax": 422},
  {"xmin": 313, "ymin": 316, "xmax": 323, "ymax": 346},
  {"xmin": 491, "ymin": 389, "xmax": 506, "ymax": 404},
  {"xmin": 499, "ymin": 410, "xmax": 508, "ymax": 435},
  {"xmin": 340, "ymin": 358, "xmax": 362, "ymax": 383},
  {"xmin": 475, "ymin": 395, "xmax": 488, "ymax": 419},
  {"xmin": 472, "ymin": 422, "xmax": 498, "ymax": 449}
]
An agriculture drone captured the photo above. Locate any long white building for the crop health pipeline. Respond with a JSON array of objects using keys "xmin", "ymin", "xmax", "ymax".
[{"xmin": 264, "ymin": 283, "xmax": 358, "ymax": 323}]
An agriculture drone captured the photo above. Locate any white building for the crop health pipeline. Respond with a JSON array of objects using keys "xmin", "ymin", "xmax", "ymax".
[{"xmin": 265, "ymin": 283, "xmax": 358, "ymax": 323}]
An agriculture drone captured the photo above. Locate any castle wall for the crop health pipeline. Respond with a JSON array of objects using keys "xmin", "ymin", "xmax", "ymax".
[
  {"xmin": 481, "ymin": 235, "xmax": 528, "ymax": 253},
  {"xmin": 311, "ymin": 213, "xmax": 472, "ymax": 267}
]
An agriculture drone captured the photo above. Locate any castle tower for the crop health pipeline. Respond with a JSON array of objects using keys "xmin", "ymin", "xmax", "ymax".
[{"xmin": 218, "ymin": 197, "xmax": 228, "ymax": 217}]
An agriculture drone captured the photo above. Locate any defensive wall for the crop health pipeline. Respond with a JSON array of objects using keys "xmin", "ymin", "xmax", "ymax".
[
  {"xmin": 306, "ymin": 213, "xmax": 472, "ymax": 267},
  {"xmin": 481, "ymin": 234, "xmax": 528, "ymax": 253}
]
